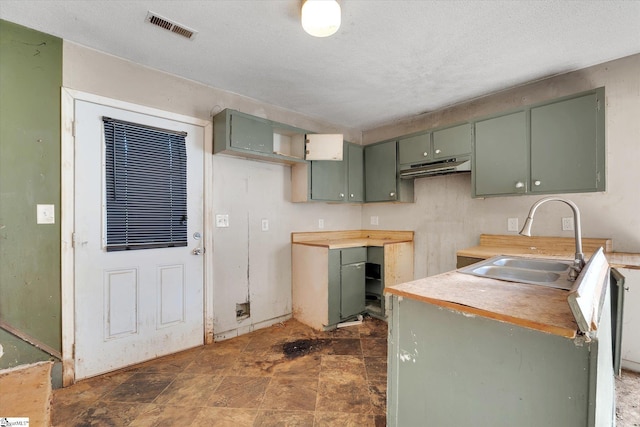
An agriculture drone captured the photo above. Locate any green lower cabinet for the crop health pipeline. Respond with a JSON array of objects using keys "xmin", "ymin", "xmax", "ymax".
[
  {"xmin": 328, "ymin": 247, "xmax": 366, "ymax": 325},
  {"xmin": 340, "ymin": 262, "xmax": 365, "ymax": 319},
  {"xmin": 387, "ymin": 293, "xmax": 615, "ymax": 426}
]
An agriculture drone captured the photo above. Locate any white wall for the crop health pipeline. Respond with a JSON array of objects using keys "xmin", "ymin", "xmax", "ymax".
[{"xmin": 62, "ymin": 41, "xmax": 362, "ymax": 339}]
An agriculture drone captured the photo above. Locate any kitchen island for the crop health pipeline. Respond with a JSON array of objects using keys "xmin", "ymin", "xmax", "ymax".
[{"xmin": 385, "ymin": 250, "xmax": 616, "ymax": 427}]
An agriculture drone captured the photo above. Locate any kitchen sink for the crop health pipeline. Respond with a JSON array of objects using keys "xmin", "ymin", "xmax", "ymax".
[{"xmin": 458, "ymin": 255, "xmax": 575, "ymax": 290}]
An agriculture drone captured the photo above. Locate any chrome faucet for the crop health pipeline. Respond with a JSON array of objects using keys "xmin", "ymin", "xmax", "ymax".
[{"xmin": 519, "ymin": 197, "xmax": 585, "ymax": 281}]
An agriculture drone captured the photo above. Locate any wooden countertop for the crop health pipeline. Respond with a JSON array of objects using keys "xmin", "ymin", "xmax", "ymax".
[
  {"xmin": 386, "ymin": 270, "xmax": 579, "ymax": 339},
  {"xmin": 291, "ymin": 230, "xmax": 413, "ymax": 249},
  {"xmin": 456, "ymin": 234, "xmax": 640, "ymax": 270}
]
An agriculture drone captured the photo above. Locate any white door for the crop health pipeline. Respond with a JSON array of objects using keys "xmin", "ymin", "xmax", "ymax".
[{"xmin": 74, "ymin": 100, "xmax": 204, "ymax": 379}]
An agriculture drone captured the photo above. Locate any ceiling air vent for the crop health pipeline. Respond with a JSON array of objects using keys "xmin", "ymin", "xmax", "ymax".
[{"xmin": 145, "ymin": 11, "xmax": 198, "ymax": 40}]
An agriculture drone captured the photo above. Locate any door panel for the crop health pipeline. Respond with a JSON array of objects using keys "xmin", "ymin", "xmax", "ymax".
[
  {"xmin": 530, "ymin": 93, "xmax": 598, "ymax": 193},
  {"xmin": 74, "ymin": 100, "xmax": 204, "ymax": 379},
  {"xmin": 474, "ymin": 111, "xmax": 528, "ymax": 196},
  {"xmin": 341, "ymin": 262, "xmax": 365, "ymax": 319}
]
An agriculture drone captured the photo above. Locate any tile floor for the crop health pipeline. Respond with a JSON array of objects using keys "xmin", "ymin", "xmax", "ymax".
[
  {"xmin": 53, "ymin": 317, "xmax": 388, "ymax": 426},
  {"xmin": 53, "ymin": 316, "xmax": 640, "ymax": 427}
]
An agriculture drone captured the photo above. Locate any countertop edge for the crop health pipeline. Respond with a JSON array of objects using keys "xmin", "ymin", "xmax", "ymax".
[
  {"xmin": 386, "ymin": 286, "xmax": 577, "ymax": 339},
  {"xmin": 457, "ymin": 245, "xmax": 640, "ymax": 269}
]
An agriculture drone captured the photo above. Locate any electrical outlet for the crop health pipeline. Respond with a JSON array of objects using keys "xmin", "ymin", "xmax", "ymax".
[
  {"xmin": 318, "ymin": 219, "xmax": 324, "ymax": 229},
  {"xmin": 562, "ymin": 217, "xmax": 574, "ymax": 231},
  {"xmin": 215, "ymin": 214, "xmax": 229, "ymax": 228},
  {"xmin": 507, "ymin": 218, "xmax": 519, "ymax": 232},
  {"xmin": 261, "ymin": 218, "xmax": 269, "ymax": 232},
  {"xmin": 370, "ymin": 216, "xmax": 379, "ymax": 226}
]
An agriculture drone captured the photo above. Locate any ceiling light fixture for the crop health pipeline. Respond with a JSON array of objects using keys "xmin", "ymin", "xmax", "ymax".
[{"xmin": 301, "ymin": 0, "xmax": 341, "ymax": 38}]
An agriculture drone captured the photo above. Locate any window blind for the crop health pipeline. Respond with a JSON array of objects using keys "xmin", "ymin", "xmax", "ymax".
[{"xmin": 103, "ymin": 117, "xmax": 188, "ymax": 251}]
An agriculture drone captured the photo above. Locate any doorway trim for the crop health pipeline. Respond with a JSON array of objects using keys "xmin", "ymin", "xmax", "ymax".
[{"xmin": 61, "ymin": 88, "xmax": 214, "ymax": 386}]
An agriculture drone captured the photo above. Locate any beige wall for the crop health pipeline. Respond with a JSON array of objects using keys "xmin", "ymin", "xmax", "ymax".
[
  {"xmin": 362, "ymin": 53, "xmax": 640, "ymax": 369},
  {"xmin": 363, "ymin": 53, "xmax": 640, "ymax": 278},
  {"xmin": 62, "ymin": 41, "xmax": 640, "ymax": 366},
  {"xmin": 62, "ymin": 41, "xmax": 363, "ymax": 338}
]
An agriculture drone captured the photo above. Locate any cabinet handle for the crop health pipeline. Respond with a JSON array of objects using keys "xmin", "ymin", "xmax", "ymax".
[
  {"xmin": 350, "ymin": 193, "xmax": 354, "ymax": 198},
  {"xmin": 389, "ymin": 192, "xmax": 396, "ymax": 197},
  {"xmin": 534, "ymin": 180, "xmax": 541, "ymax": 186},
  {"xmin": 435, "ymin": 149, "xmax": 441, "ymax": 154},
  {"xmin": 340, "ymin": 193, "xmax": 345, "ymax": 198},
  {"xmin": 515, "ymin": 181, "xmax": 525, "ymax": 189},
  {"xmin": 423, "ymin": 152, "xmax": 428, "ymax": 157}
]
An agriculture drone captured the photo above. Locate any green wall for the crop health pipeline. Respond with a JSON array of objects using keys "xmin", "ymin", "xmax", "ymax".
[{"xmin": 0, "ymin": 20, "xmax": 62, "ymax": 352}]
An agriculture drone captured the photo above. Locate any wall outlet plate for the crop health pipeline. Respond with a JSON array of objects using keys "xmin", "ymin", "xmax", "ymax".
[
  {"xmin": 370, "ymin": 216, "xmax": 379, "ymax": 226},
  {"xmin": 215, "ymin": 214, "xmax": 229, "ymax": 228},
  {"xmin": 507, "ymin": 217, "xmax": 519, "ymax": 232},
  {"xmin": 318, "ymin": 219, "xmax": 324, "ymax": 229},
  {"xmin": 562, "ymin": 217, "xmax": 575, "ymax": 231},
  {"xmin": 261, "ymin": 218, "xmax": 269, "ymax": 231}
]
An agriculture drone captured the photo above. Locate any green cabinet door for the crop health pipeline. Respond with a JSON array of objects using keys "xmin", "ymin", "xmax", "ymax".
[
  {"xmin": 398, "ymin": 133, "xmax": 431, "ymax": 165},
  {"xmin": 341, "ymin": 262, "xmax": 366, "ymax": 319},
  {"xmin": 365, "ymin": 140, "xmax": 398, "ymax": 202},
  {"xmin": 229, "ymin": 112, "xmax": 273, "ymax": 154},
  {"xmin": 530, "ymin": 91, "xmax": 604, "ymax": 194},
  {"xmin": 347, "ymin": 143, "xmax": 364, "ymax": 202},
  {"xmin": 311, "ymin": 155, "xmax": 346, "ymax": 202},
  {"xmin": 433, "ymin": 123, "xmax": 471, "ymax": 159},
  {"xmin": 474, "ymin": 111, "xmax": 528, "ymax": 197}
]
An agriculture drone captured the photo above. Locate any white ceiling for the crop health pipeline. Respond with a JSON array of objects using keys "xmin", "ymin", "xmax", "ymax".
[{"xmin": 1, "ymin": 1, "xmax": 639, "ymax": 130}]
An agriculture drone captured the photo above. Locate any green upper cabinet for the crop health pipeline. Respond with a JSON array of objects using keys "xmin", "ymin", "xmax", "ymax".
[
  {"xmin": 472, "ymin": 88, "xmax": 605, "ymax": 198},
  {"xmin": 229, "ymin": 112, "xmax": 273, "ymax": 153},
  {"xmin": 399, "ymin": 132, "xmax": 431, "ymax": 165},
  {"xmin": 293, "ymin": 141, "xmax": 363, "ymax": 203},
  {"xmin": 432, "ymin": 123, "xmax": 472, "ymax": 159},
  {"xmin": 474, "ymin": 111, "xmax": 528, "ymax": 196},
  {"xmin": 530, "ymin": 91, "xmax": 604, "ymax": 194},
  {"xmin": 310, "ymin": 147, "xmax": 346, "ymax": 202},
  {"xmin": 365, "ymin": 140, "xmax": 414, "ymax": 203},
  {"xmin": 347, "ymin": 143, "xmax": 364, "ymax": 202},
  {"xmin": 214, "ymin": 109, "xmax": 308, "ymax": 164}
]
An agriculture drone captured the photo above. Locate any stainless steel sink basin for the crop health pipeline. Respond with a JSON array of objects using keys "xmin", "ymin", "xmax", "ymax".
[
  {"xmin": 458, "ymin": 255, "xmax": 574, "ymax": 290},
  {"xmin": 490, "ymin": 257, "xmax": 570, "ymax": 272}
]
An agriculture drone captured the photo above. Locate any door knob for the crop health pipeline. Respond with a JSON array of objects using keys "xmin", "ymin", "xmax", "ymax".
[
  {"xmin": 192, "ymin": 247, "xmax": 204, "ymax": 255},
  {"xmin": 389, "ymin": 192, "xmax": 396, "ymax": 198},
  {"xmin": 534, "ymin": 180, "xmax": 541, "ymax": 186},
  {"xmin": 515, "ymin": 181, "xmax": 525, "ymax": 189}
]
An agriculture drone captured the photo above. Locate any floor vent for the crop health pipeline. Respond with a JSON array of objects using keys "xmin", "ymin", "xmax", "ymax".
[{"xmin": 145, "ymin": 11, "xmax": 198, "ymax": 40}]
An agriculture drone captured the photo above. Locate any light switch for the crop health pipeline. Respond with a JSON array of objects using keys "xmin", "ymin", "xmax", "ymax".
[
  {"xmin": 37, "ymin": 204, "xmax": 55, "ymax": 224},
  {"xmin": 215, "ymin": 214, "xmax": 229, "ymax": 228}
]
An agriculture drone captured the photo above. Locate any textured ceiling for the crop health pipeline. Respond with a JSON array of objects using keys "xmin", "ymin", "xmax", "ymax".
[{"xmin": 1, "ymin": 1, "xmax": 639, "ymax": 130}]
